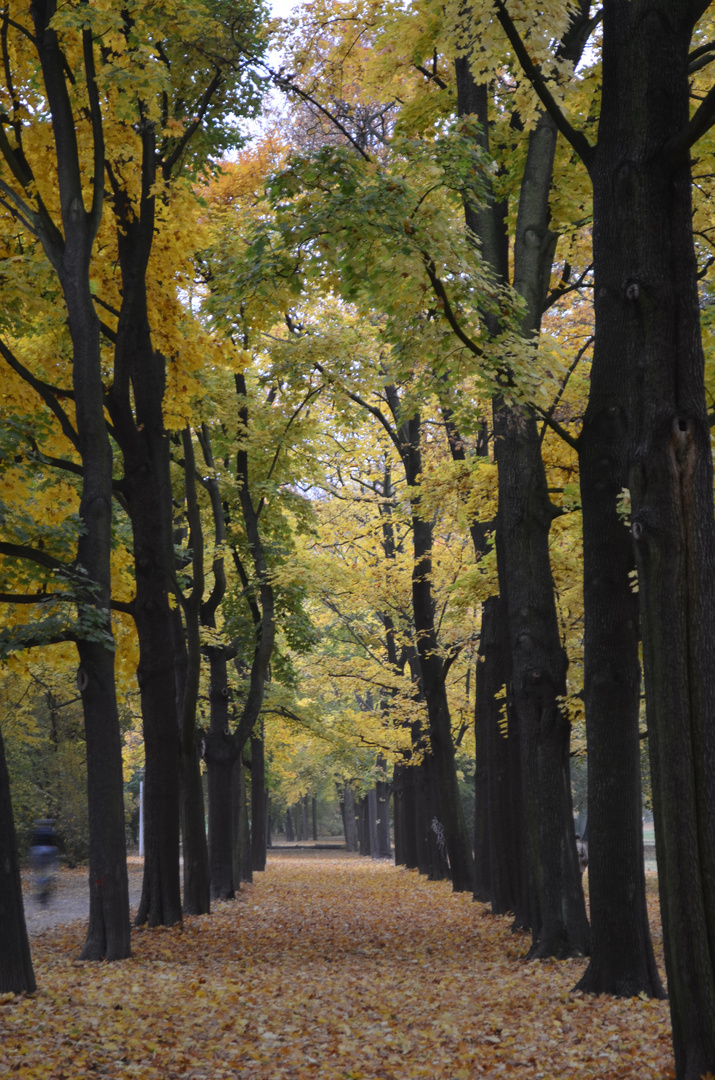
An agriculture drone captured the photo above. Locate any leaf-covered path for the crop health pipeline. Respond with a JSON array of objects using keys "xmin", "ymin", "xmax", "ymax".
[{"xmin": 3, "ymin": 851, "xmax": 674, "ymax": 1079}]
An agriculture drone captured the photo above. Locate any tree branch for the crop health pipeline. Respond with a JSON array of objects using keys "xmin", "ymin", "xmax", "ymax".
[
  {"xmin": 421, "ymin": 253, "xmax": 483, "ymax": 357},
  {"xmin": 493, "ymin": 1, "xmax": 593, "ymax": 167},
  {"xmin": 538, "ymin": 335, "xmax": 592, "ymax": 447},
  {"xmin": 666, "ymin": 79, "xmax": 715, "ymax": 158},
  {"xmin": 0, "ymin": 336, "xmax": 79, "ymax": 450},
  {"xmin": 263, "ymin": 62, "xmax": 372, "ymax": 162},
  {"xmin": 0, "ymin": 541, "xmax": 71, "ymax": 571},
  {"xmin": 82, "ymin": 26, "xmax": 104, "ymax": 237},
  {"xmin": 162, "ymin": 70, "xmax": 223, "ymax": 178}
]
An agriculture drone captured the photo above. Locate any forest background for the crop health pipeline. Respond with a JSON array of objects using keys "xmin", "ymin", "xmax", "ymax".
[{"xmin": 1, "ymin": 1, "xmax": 715, "ymax": 1078}]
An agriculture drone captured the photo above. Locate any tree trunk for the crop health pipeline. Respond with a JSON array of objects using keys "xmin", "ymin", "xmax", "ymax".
[
  {"xmin": 286, "ymin": 808, "xmax": 295, "ymax": 843},
  {"xmin": 343, "ymin": 786, "xmax": 359, "ymax": 851},
  {"xmin": 392, "ymin": 766, "xmax": 405, "ymax": 864},
  {"xmin": 311, "ymin": 796, "xmax": 318, "ymax": 842},
  {"xmin": 174, "ymin": 441, "xmax": 210, "ymax": 918},
  {"xmin": 585, "ymin": 2, "xmax": 715, "ymax": 1066},
  {"xmin": 0, "ymin": 725, "xmax": 35, "ymax": 993},
  {"xmin": 375, "ymin": 757, "xmax": 392, "ymax": 858},
  {"xmin": 476, "ymin": 594, "xmax": 530, "ymax": 926},
  {"xmin": 367, "ymin": 789, "xmax": 380, "ymax": 856},
  {"xmin": 456, "ymin": 42, "xmax": 589, "ymax": 956},
  {"xmin": 420, "ymin": 753, "xmax": 451, "ymax": 881},
  {"xmin": 205, "ymin": 649, "xmax": 238, "ymax": 900},
  {"xmin": 233, "ymin": 758, "xmax": 252, "ymax": 885},
  {"xmin": 251, "ymin": 730, "xmax": 267, "ymax": 872},
  {"xmin": 576, "ymin": 392, "xmax": 662, "ymax": 994},
  {"xmin": 107, "ymin": 143, "xmax": 182, "ymax": 929},
  {"xmin": 388, "ymin": 405, "xmax": 473, "ymax": 892}
]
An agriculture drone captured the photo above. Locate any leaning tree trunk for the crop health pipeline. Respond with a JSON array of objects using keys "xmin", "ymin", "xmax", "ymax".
[
  {"xmin": 586, "ymin": 2, "xmax": 715, "ymax": 1068},
  {"xmin": 0, "ymin": 725, "xmax": 35, "ymax": 993}
]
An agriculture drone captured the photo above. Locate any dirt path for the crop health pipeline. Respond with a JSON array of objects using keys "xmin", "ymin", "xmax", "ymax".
[
  {"xmin": 21, "ymin": 857, "xmax": 145, "ymax": 936},
  {"xmin": 5, "ymin": 850, "xmax": 673, "ymax": 1080}
]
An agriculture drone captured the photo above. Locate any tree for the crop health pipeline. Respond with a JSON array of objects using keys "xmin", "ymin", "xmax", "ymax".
[
  {"xmin": 498, "ymin": 0, "xmax": 715, "ymax": 1069},
  {"xmin": 0, "ymin": 0, "xmax": 132, "ymax": 962}
]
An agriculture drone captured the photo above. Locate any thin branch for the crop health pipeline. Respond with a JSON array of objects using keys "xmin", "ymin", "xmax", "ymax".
[
  {"xmin": 162, "ymin": 69, "xmax": 222, "ymax": 178},
  {"xmin": 0, "ymin": 337, "xmax": 79, "ymax": 449},
  {"xmin": 533, "ymin": 407, "xmax": 580, "ymax": 451},
  {"xmin": 538, "ymin": 335, "xmax": 592, "ymax": 446},
  {"xmin": 0, "ymin": 591, "xmax": 66, "ymax": 604},
  {"xmin": 414, "ymin": 63, "xmax": 447, "ymax": 90},
  {"xmin": 264, "ymin": 63, "xmax": 372, "ymax": 162},
  {"xmin": 441, "ymin": 645, "xmax": 463, "ymax": 684},
  {"xmin": 542, "ymin": 262, "xmax": 594, "ymax": 313},
  {"xmin": 421, "ymin": 253, "xmax": 483, "ymax": 357},
  {"xmin": 313, "ymin": 360, "xmax": 403, "ymax": 456},
  {"xmin": 690, "ymin": 39, "xmax": 715, "ymax": 66}
]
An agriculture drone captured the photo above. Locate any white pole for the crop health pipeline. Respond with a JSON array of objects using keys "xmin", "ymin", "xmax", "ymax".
[{"xmin": 139, "ymin": 779, "xmax": 144, "ymax": 857}]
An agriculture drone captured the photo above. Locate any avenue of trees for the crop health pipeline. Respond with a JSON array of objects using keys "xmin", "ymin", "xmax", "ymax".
[{"xmin": 1, "ymin": 2, "xmax": 715, "ymax": 1076}]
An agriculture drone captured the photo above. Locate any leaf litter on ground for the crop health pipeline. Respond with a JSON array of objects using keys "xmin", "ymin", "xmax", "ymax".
[{"xmin": 2, "ymin": 851, "xmax": 674, "ymax": 1079}]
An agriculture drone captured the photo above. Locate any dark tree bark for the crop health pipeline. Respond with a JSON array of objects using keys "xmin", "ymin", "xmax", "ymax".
[
  {"xmin": 499, "ymin": 0, "xmax": 715, "ymax": 1054},
  {"xmin": 205, "ymin": 648, "xmax": 238, "ymax": 899},
  {"xmin": 585, "ymin": 0, "xmax": 712, "ymax": 1055},
  {"xmin": 576, "ymin": 392, "xmax": 662, "ymax": 993},
  {"xmin": 342, "ymin": 785, "xmax": 359, "ymax": 851},
  {"xmin": 202, "ymin": 375, "xmax": 276, "ymax": 897},
  {"xmin": 232, "ymin": 758, "xmax": 252, "ymax": 885},
  {"xmin": 286, "ymin": 807, "xmax": 295, "ymax": 843},
  {"xmin": 392, "ymin": 766, "xmax": 405, "ymax": 864},
  {"xmin": 251, "ymin": 729, "xmax": 267, "ymax": 871},
  {"xmin": 0, "ymin": 725, "xmax": 35, "ymax": 993},
  {"xmin": 367, "ymin": 789, "xmax": 380, "ymax": 855},
  {"xmin": 375, "ymin": 757, "xmax": 392, "ymax": 858},
  {"xmin": 174, "ymin": 432, "xmax": 210, "ymax": 917}
]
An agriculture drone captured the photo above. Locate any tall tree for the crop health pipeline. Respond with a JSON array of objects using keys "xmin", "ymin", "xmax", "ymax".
[
  {"xmin": 0, "ymin": 0, "xmax": 131, "ymax": 961},
  {"xmin": 498, "ymin": 0, "xmax": 715, "ymax": 1069}
]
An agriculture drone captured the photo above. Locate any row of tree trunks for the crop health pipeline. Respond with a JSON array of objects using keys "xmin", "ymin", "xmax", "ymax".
[{"xmin": 393, "ymin": 758, "xmax": 451, "ymax": 880}]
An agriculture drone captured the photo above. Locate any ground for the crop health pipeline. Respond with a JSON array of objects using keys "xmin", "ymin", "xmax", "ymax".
[
  {"xmin": 6, "ymin": 850, "xmax": 674, "ymax": 1079},
  {"xmin": 21, "ymin": 856, "xmax": 145, "ymax": 936}
]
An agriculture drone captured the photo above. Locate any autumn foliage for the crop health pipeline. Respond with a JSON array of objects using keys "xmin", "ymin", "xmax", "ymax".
[{"xmin": 2, "ymin": 853, "xmax": 674, "ymax": 1079}]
